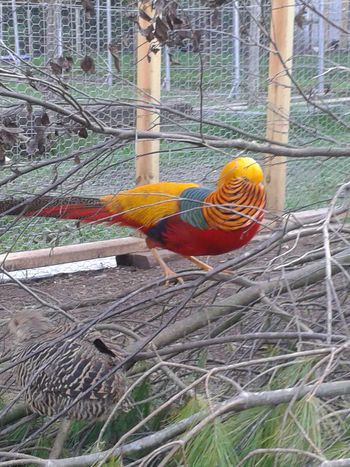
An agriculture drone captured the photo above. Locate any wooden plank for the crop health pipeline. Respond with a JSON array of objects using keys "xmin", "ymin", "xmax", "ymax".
[
  {"xmin": 264, "ymin": 0, "xmax": 295, "ymax": 215},
  {"xmin": 0, "ymin": 237, "xmax": 146, "ymax": 272},
  {"xmin": 135, "ymin": 0, "xmax": 161, "ymax": 186}
]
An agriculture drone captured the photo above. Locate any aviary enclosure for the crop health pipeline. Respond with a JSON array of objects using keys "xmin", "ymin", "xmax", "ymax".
[{"xmin": 0, "ymin": 0, "xmax": 349, "ymax": 465}]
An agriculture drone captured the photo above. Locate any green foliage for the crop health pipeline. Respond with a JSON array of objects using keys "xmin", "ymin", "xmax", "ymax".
[
  {"xmin": 167, "ymin": 359, "xmax": 343, "ymax": 467},
  {"xmin": 267, "ymin": 357, "xmax": 317, "ymax": 389},
  {"xmin": 173, "ymin": 396, "xmax": 209, "ymax": 423},
  {"xmin": 31, "ymin": 435, "xmax": 52, "ymax": 459},
  {"xmin": 65, "ymin": 380, "xmax": 154, "ymax": 452},
  {"xmin": 185, "ymin": 419, "xmax": 240, "ymax": 467},
  {"xmin": 98, "ymin": 455, "xmax": 122, "ymax": 467},
  {"xmin": 171, "ymin": 398, "xmax": 325, "ymax": 466}
]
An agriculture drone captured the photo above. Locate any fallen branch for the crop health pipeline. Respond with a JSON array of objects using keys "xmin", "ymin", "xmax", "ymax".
[
  {"xmin": 145, "ymin": 247, "xmax": 350, "ymax": 349},
  {"xmin": 25, "ymin": 379, "xmax": 350, "ymax": 466},
  {"xmin": 136, "ymin": 331, "xmax": 346, "ymax": 359}
]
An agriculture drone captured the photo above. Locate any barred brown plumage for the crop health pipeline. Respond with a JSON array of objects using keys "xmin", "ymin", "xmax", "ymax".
[{"xmin": 8, "ymin": 311, "xmax": 127, "ymax": 420}]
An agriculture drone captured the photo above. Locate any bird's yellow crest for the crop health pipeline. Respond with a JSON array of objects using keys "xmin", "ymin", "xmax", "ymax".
[{"xmin": 217, "ymin": 156, "xmax": 263, "ymax": 187}]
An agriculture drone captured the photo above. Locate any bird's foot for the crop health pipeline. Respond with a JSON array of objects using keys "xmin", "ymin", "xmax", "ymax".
[
  {"xmin": 163, "ymin": 268, "xmax": 185, "ymax": 287},
  {"xmin": 150, "ymin": 248, "xmax": 184, "ymax": 286}
]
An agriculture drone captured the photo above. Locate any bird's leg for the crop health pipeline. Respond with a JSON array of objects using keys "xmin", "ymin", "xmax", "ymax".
[
  {"xmin": 185, "ymin": 256, "xmax": 213, "ymax": 272},
  {"xmin": 186, "ymin": 256, "xmax": 233, "ymax": 276},
  {"xmin": 49, "ymin": 418, "xmax": 71, "ymax": 459},
  {"xmin": 150, "ymin": 248, "xmax": 184, "ymax": 285}
]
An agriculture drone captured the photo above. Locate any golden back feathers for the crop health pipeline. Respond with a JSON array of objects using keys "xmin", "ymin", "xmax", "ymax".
[
  {"xmin": 101, "ymin": 181, "xmax": 198, "ymax": 228},
  {"xmin": 99, "ymin": 156, "xmax": 265, "ymax": 232}
]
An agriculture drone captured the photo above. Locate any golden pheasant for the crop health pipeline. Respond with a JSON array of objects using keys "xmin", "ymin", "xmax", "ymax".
[{"xmin": 1, "ymin": 156, "xmax": 266, "ymax": 279}]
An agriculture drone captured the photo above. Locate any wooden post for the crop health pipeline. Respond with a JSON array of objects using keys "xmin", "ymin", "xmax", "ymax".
[
  {"xmin": 135, "ymin": 1, "xmax": 161, "ymax": 186},
  {"xmin": 264, "ymin": 0, "xmax": 295, "ymax": 214}
]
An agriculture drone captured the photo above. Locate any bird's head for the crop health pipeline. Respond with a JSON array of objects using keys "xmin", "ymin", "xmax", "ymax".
[
  {"xmin": 217, "ymin": 157, "xmax": 263, "ymax": 187},
  {"xmin": 8, "ymin": 311, "xmax": 52, "ymax": 343}
]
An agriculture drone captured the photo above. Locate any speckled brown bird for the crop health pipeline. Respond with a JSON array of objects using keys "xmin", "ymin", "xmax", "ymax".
[{"xmin": 8, "ymin": 311, "xmax": 127, "ymax": 420}]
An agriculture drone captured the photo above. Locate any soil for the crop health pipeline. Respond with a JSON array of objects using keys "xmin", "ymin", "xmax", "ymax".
[
  {"xmin": 0, "ymin": 233, "xmax": 341, "ymax": 359},
  {"xmin": 0, "ymin": 233, "xmax": 324, "ymax": 323}
]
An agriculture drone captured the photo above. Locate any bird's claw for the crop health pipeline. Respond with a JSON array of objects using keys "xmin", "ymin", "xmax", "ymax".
[{"xmin": 163, "ymin": 272, "xmax": 184, "ymax": 287}]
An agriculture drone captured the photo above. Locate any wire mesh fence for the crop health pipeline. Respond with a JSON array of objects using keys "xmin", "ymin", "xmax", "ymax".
[{"xmin": 0, "ymin": 0, "xmax": 349, "ymax": 252}]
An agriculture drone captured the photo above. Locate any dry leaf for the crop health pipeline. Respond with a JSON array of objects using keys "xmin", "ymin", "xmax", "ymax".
[
  {"xmin": 169, "ymin": 53, "xmax": 180, "ymax": 65},
  {"xmin": 78, "ymin": 127, "xmax": 88, "ymax": 138},
  {"xmin": 108, "ymin": 43, "xmax": 120, "ymax": 72},
  {"xmin": 327, "ymin": 40, "xmax": 339, "ymax": 51},
  {"xmin": 212, "ymin": 8, "xmax": 219, "ymax": 27},
  {"xmin": 192, "ymin": 30, "xmax": 202, "ymax": 52},
  {"xmin": 139, "ymin": 25, "xmax": 155, "ymax": 42},
  {"xmin": 154, "ymin": 17, "xmax": 168, "ymax": 43},
  {"xmin": 48, "ymin": 59, "xmax": 63, "ymax": 75},
  {"xmin": 0, "ymin": 125, "xmax": 28, "ymax": 145},
  {"xmin": 57, "ymin": 56, "xmax": 73, "ymax": 72},
  {"xmin": 295, "ymin": 5, "xmax": 307, "ymax": 28},
  {"xmin": 80, "ymin": 55, "xmax": 96, "ymax": 73},
  {"xmin": 41, "ymin": 112, "xmax": 50, "ymax": 126},
  {"xmin": 139, "ymin": 9, "xmax": 152, "ymax": 22},
  {"xmin": 207, "ymin": 0, "xmax": 228, "ymax": 7},
  {"xmin": 81, "ymin": 0, "xmax": 95, "ymax": 20}
]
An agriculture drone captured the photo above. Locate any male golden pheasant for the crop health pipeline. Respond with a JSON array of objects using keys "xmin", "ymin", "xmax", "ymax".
[{"xmin": 1, "ymin": 157, "xmax": 266, "ymax": 279}]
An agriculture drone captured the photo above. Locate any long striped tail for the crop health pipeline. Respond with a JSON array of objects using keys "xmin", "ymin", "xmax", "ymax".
[{"xmin": 0, "ymin": 195, "xmax": 118, "ymax": 224}]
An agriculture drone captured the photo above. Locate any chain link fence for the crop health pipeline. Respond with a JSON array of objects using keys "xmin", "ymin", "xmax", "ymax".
[{"xmin": 0, "ymin": 0, "xmax": 349, "ymax": 252}]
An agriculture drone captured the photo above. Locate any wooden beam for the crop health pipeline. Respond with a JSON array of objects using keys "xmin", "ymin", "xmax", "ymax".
[
  {"xmin": 0, "ymin": 237, "xmax": 146, "ymax": 272},
  {"xmin": 135, "ymin": 1, "xmax": 161, "ymax": 186},
  {"xmin": 264, "ymin": 0, "xmax": 295, "ymax": 215}
]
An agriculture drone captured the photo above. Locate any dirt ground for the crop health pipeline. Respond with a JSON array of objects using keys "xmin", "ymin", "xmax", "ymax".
[
  {"xmin": 1, "ymin": 233, "xmax": 349, "ymax": 412},
  {"xmin": 0, "ymin": 233, "xmax": 323, "ymax": 319},
  {"xmin": 0, "ymin": 249, "xmax": 253, "ymax": 319},
  {"xmin": 0, "ymin": 233, "xmax": 339, "ymax": 355}
]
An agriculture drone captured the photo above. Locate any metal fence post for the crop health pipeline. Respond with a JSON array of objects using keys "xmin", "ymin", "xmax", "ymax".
[
  {"xmin": 163, "ymin": 45, "xmax": 171, "ymax": 92},
  {"xmin": 106, "ymin": 0, "xmax": 113, "ymax": 86},
  {"xmin": 228, "ymin": 1, "xmax": 240, "ymax": 98},
  {"xmin": 317, "ymin": 0, "xmax": 325, "ymax": 94},
  {"xmin": 96, "ymin": 0, "xmax": 100, "ymax": 55},
  {"xmin": 11, "ymin": 0, "xmax": 20, "ymax": 63}
]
